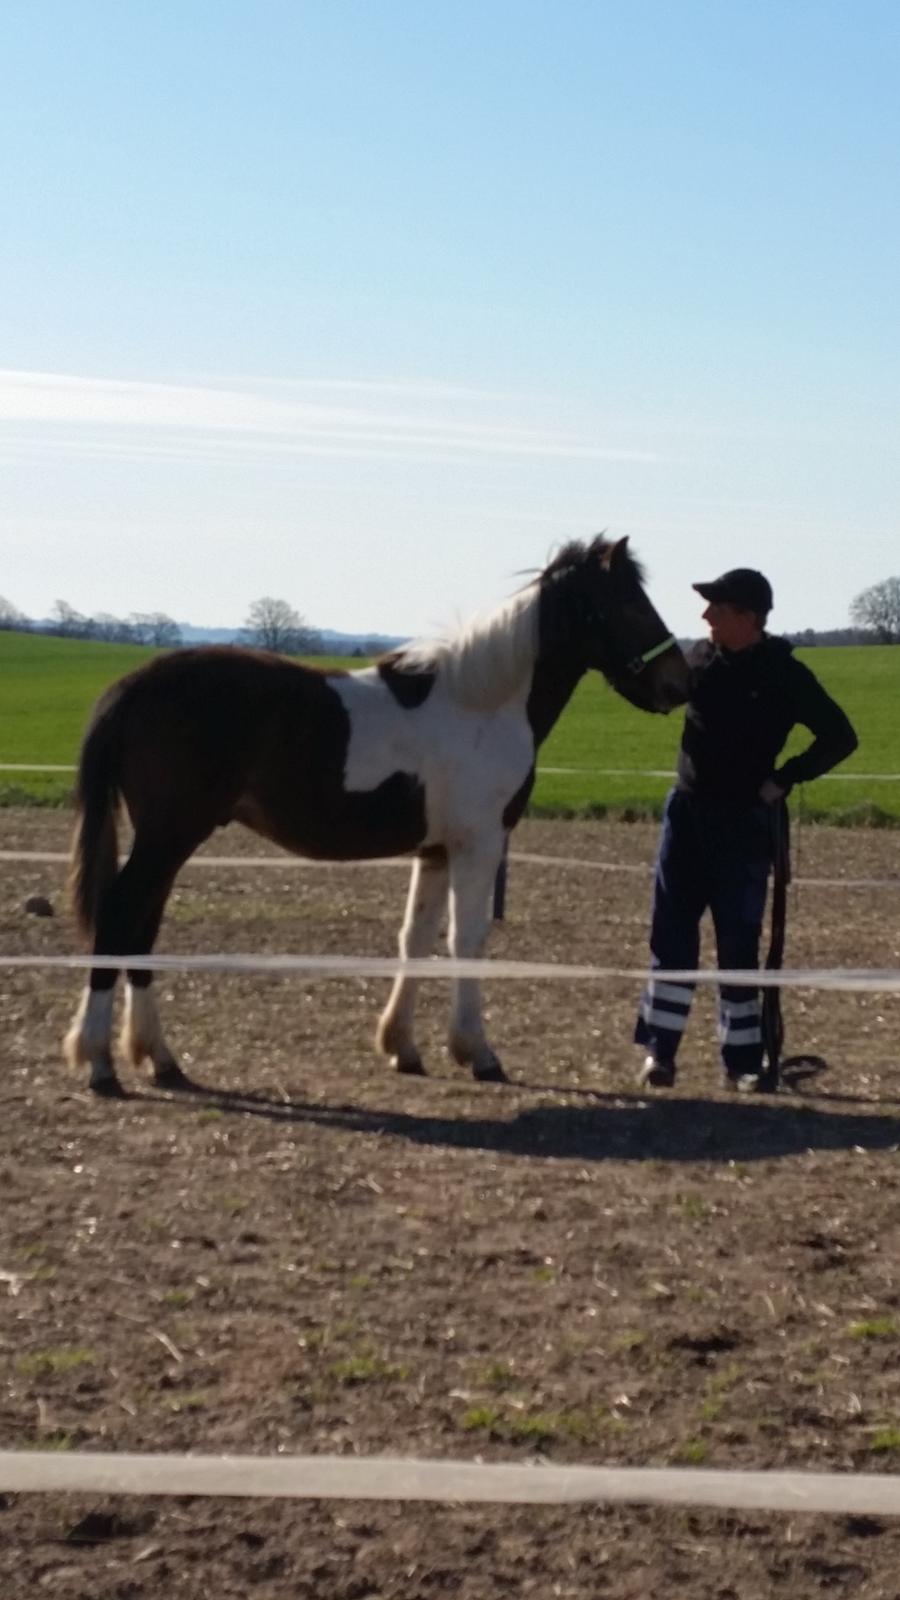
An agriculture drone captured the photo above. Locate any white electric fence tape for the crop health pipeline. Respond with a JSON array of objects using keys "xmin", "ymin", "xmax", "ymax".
[
  {"xmin": 2, "ymin": 847, "xmax": 898, "ymax": 892},
  {"xmin": 2, "ymin": 1450, "xmax": 900, "ymax": 1514},
  {"xmin": 0, "ymin": 849, "xmax": 407, "ymax": 869},
  {"xmin": 539, "ymin": 767, "xmax": 900, "ymax": 781},
  {"xmin": 2, "ymin": 949, "xmax": 900, "ymax": 992},
  {"xmin": 5, "ymin": 761, "xmax": 900, "ymax": 780}
]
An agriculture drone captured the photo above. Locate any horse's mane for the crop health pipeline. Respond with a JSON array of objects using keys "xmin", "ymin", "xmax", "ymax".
[
  {"xmin": 386, "ymin": 536, "xmax": 643, "ymax": 711},
  {"xmin": 391, "ymin": 584, "xmax": 540, "ymax": 711},
  {"xmin": 540, "ymin": 535, "xmax": 645, "ymax": 588}
]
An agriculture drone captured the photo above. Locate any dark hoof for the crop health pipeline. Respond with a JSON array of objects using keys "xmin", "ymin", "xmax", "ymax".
[
  {"xmin": 90, "ymin": 1073, "xmax": 127, "ymax": 1099},
  {"xmin": 396, "ymin": 1056, "xmax": 427, "ymax": 1077},
  {"xmin": 473, "ymin": 1058, "xmax": 508, "ymax": 1084},
  {"xmin": 153, "ymin": 1061, "xmax": 194, "ymax": 1092}
]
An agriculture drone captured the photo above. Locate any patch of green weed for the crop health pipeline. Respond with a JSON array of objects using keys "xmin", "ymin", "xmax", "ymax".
[
  {"xmin": 168, "ymin": 1392, "xmax": 208, "ymax": 1413},
  {"xmin": 327, "ymin": 1353, "xmax": 407, "ymax": 1386},
  {"xmin": 16, "ymin": 1347, "xmax": 96, "ymax": 1378},
  {"xmin": 675, "ymin": 1439, "xmax": 709, "ymax": 1464},
  {"xmin": 614, "ymin": 1330, "xmax": 647, "ymax": 1352},
  {"xmin": 478, "ymin": 1361, "xmax": 517, "ymax": 1391},
  {"xmin": 461, "ymin": 1404, "xmax": 504, "ymax": 1434},
  {"xmin": 870, "ymin": 1427, "xmax": 900, "ymax": 1452},
  {"xmin": 849, "ymin": 1318, "xmax": 898, "ymax": 1340}
]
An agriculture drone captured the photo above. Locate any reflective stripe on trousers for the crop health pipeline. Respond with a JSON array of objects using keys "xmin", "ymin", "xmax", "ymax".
[
  {"xmin": 639, "ymin": 980, "xmax": 693, "ymax": 1036},
  {"xmin": 717, "ymin": 994, "xmax": 762, "ymax": 1048}
]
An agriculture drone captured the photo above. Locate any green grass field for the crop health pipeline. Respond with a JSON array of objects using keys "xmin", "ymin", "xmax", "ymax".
[
  {"xmin": 1, "ymin": 630, "xmax": 898, "ymax": 823},
  {"xmin": 537, "ymin": 644, "xmax": 900, "ymax": 824}
]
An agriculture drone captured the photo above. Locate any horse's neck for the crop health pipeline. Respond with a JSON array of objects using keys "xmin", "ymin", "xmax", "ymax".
[{"xmin": 525, "ymin": 651, "xmax": 587, "ymax": 748}]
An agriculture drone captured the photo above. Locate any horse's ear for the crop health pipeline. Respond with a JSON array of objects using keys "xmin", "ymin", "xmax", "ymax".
[{"xmin": 599, "ymin": 535, "xmax": 629, "ymax": 571}]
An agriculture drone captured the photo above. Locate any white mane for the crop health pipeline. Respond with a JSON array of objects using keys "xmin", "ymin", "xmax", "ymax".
[{"xmin": 396, "ymin": 582, "xmax": 540, "ymax": 711}]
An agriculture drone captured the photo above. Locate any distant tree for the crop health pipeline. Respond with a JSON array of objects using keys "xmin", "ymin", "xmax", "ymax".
[
  {"xmin": 128, "ymin": 612, "xmax": 183, "ymax": 648},
  {"xmin": 49, "ymin": 600, "xmax": 92, "ymax": 638},
  {"xmin": 91, "ymin": 613, "xmax": 135, "ymax": 644},
  {"xmin": 786, "ymin": 626, "xmax": 874, "ymax": 647},
  {"xmin": 242, "ymin": 597, "xmax": 320, "ymax": 655},
  {"xmin": 91, "ymin": 613, "xmax": 117, "ymax": 643},
  {"xmin": 127, "ymin": 614, "xmax": 153, "ymax": 647},
  {"xmin": 0, "ymin": 595, "xmax": 28, "ymax": 631},
  {"xmin": 849, "ymin": 577, "xmax": 900, "ymax": 643}
]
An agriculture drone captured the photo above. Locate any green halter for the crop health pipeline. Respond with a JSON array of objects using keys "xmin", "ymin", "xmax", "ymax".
[{"xmin": 629, "ymin": 634, "xmax": 678, "ymax": 674}]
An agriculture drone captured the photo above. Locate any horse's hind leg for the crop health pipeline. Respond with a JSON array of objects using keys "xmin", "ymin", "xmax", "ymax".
[
  {"xmin": 116, "ymin": 831, "xmax": 211, "ymax": 1089},
  {"xmin": 64, "ymin": 983, "xmax": 120, "ymax": 1097},
  {"xmin": 121, "ymin": 968, "xmax": 184, "ymax": 1091},
  {"xmin": 66, "ymin": 829, "xmax": 205, "ymax": 1096},
  {"xmin": 376, "ymin": 853, "xmax": 448, "ymax": 1075}
]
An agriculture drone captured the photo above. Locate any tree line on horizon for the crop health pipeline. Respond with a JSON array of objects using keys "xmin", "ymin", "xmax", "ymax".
[
  {"xmin": 0, "ymin": 595, "xmax": 328, "ymax": 654},
  {"xmin": 2, "ymin": 577, "xmax": 900, "ymax": 649}
]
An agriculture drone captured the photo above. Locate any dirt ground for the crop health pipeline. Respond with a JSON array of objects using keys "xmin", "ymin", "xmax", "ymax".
[{"xmin": 2, "ymin": 807, "xmax": 900, "ymax": 1598}]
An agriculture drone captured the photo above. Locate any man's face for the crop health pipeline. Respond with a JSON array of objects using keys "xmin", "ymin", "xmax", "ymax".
[{"xmin": 702, "ymin": 600, "xmax": 762, "ymax": 652}]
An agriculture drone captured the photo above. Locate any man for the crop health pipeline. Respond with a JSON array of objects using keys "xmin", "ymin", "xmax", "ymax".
[{"xmin": 634, "ymin": 567, "xmax": 858, "ymax": 1092}]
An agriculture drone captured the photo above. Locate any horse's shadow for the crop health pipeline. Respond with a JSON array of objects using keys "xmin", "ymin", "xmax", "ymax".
[{"xmin": 147, "ymin": 1075, "xmax": 900, "ymax": 1166}]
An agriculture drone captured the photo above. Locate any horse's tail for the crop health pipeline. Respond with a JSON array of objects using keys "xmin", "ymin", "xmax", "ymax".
[{"xmin": 69, "ymin": 691, "xmax": 124, "ymax": 944}]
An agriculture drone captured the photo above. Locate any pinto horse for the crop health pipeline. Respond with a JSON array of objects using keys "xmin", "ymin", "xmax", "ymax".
[{"xmin": 64, "ymin": 536, "xmax": 688, "ymax": 1096}]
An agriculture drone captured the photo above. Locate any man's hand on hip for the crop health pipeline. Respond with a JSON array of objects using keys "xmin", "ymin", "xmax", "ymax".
[{"xmin": 758, "ymin": 779, "xmax": 785, "ymax": 805}]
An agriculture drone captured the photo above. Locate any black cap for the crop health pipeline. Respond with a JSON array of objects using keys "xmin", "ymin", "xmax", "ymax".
[{"xmin": 692, "ymin": 568, "xmax": 773, "ymax": 614}]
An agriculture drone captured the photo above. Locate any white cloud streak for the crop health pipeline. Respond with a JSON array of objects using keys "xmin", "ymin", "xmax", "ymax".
[{"xmin": 0, "ymin": 370, "xmax": 664, "ymax": 466}]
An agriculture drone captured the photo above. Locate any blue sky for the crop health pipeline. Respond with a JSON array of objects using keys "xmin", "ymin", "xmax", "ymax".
[{"xmin": 1, "ymin": 0, "xmax": 898, "ymax": 639}]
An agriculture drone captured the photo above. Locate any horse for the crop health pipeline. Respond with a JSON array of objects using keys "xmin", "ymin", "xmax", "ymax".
[{"xmin": 63, "ymin": 535, "xmax": 688, "ymax": 1097}]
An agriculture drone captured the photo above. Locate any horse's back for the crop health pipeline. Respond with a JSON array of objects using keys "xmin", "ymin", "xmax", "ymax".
[
  {"xmin": 94, "ymin": 647, "xmax": 431, "ymax": 860},
  {"xmin": 89, "ymin": 649, "xmax": 337, "ymax": 822},
  {"xmin": 100, "ymin": 647, "xmax": 339, "ymax": 743}
]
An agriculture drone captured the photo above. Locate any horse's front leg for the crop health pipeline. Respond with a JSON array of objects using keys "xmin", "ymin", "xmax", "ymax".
[
  {"xmin": 447, "ymin": 839, "xmax": 508, "ymax": 1083},
  {"xmin": 376, "ymin": 852, "xmax": 449, "ymax": 1075}
]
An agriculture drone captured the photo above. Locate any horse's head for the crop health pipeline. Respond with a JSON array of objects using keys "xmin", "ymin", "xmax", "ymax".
[{"xmin": 541, "ymin": 536, "xmax": 689, "ymax": 714}]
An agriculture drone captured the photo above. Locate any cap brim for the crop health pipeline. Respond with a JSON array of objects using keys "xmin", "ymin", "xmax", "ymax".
[{"xmin": 692, "ymin": 581, "xmax": 721, "ymax": 600}]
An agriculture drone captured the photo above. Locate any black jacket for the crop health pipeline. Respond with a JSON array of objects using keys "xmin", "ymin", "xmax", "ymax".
[{"xmin": 676, "ymin": 635, "xmax": 858, "ymax": 810}]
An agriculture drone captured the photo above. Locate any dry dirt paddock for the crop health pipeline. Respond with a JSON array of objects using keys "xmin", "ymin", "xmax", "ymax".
[{"xmin": 2, "ymin": 807, "xmax": 900, "ymax": 1599}]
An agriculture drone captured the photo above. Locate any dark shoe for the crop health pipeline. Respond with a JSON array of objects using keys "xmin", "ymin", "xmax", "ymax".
[{"xmin": 637, "ymin": 1054, "xmax": 677, "ymax": 1089}]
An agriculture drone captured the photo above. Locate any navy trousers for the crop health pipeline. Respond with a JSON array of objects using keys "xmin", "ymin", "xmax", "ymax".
[{"xmin": 635, "ymin": 788, "xmax": 772, "ymax": 1077}]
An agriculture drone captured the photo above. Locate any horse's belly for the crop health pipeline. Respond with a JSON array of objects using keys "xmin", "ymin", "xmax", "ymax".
[{"xmin": 233, "ymin": 772, "xmax": 428, "ymax": 861}]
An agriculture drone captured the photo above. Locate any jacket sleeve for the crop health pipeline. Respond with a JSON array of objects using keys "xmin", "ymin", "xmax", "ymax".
[{"xmin": 774, "ymin": 660, "xmax": 858, "ymax": 791}]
